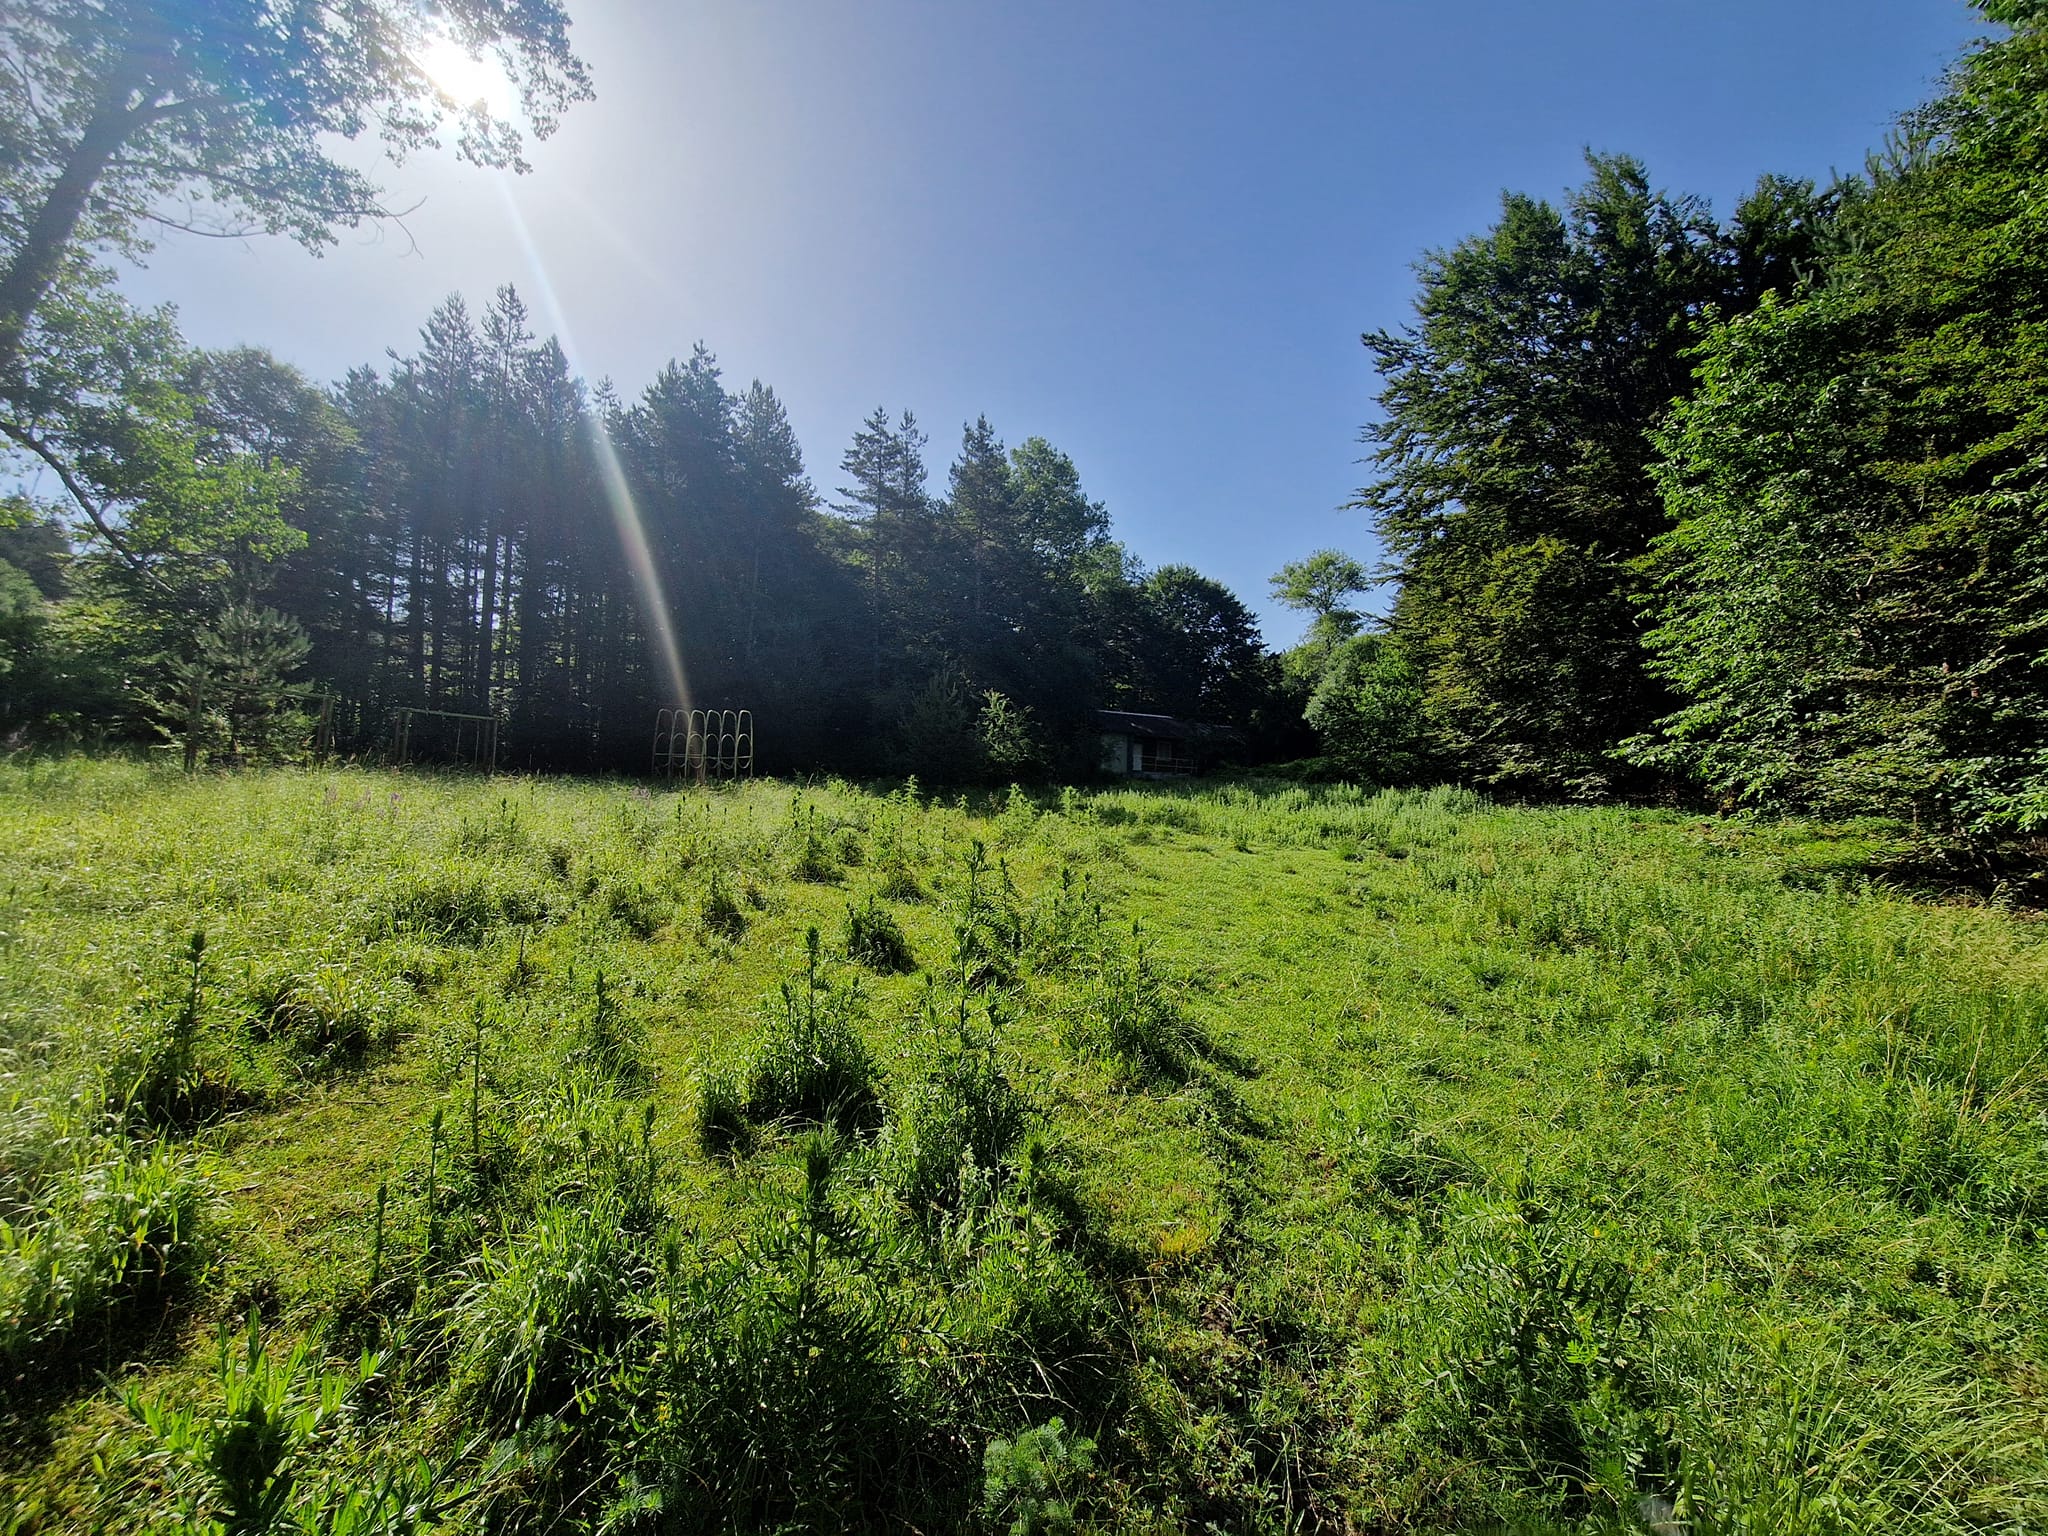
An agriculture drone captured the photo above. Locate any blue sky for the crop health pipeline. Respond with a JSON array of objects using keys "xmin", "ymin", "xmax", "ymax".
[{"xmin": 119, "ymin": 0, "xmax": 1984, "ymax": 646}]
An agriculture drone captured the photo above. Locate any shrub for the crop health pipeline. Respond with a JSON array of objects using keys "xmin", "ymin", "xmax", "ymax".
[
  {"xmin": 980, "ymin": 695, "xmax": 1045, "ymax": 781},
  {"xmin": 844, "ymin": 895, "xmax": 915, "ymax": 973},
  {"xmin": 983, "ymin": 1418, "xmax": 1097, "ymax": 1536}
]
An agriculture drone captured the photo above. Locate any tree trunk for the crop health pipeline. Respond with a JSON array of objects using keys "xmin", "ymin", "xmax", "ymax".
[{"xmin": 0, "ymin": 49, "xmax": 156, "ymax": 378}]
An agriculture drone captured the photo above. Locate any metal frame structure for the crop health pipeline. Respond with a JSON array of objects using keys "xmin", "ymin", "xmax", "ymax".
[
  {"xmin": 654, "ymin": 707, "xmax": 754, "ymax": 782},
  {"xmin": 392, "ymin": 708, "xmax": 501, "ymax": 771}
]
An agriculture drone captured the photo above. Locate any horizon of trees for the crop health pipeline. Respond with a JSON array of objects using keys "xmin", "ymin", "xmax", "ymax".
[
  {"xmin": 0, "ymin": 271, "xmax": 1292, "ymax": 775},
  {"xmin": 5, "ymin": 0, "xmax": 2045, "ymax": 850}
]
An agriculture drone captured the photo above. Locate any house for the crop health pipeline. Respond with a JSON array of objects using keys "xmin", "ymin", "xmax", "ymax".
[{"xmin": 1097, "ymin": 710, "xmax": 1229, "ymax": 777}]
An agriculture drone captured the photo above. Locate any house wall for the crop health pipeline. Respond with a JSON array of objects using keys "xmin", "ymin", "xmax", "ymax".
[{"xmin": 1100, "ymin": 732, "xmax": 1131, "ymax": 775}]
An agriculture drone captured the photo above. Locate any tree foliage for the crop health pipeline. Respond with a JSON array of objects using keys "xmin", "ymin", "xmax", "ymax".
[
  {"xmin": 0, "ymin": 277, "xmax": 1280, "ymax": 774},
  {"xmin": 1359, "ymin": 155, "xmax": 1833, "ymax": 795},
  {"xmin": 0, "ymin": 0, "xmax": 591, "ymax": 376},
  {"xmin": 1304, "ymin": 631, "xmax": 1428, "ymax": 786},
  {"xmin": 152, "ymin": 602, "xmax": 311, "ymax": 769},
  {"xmin": 1270, "ymin": 549, "xmax": 1367, "ymax": 637},
  {"xmin": 1632, "ymin": 1, "xmax": 2048, "ymax": 838}
]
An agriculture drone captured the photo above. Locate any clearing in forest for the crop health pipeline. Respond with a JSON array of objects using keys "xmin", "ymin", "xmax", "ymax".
[{"xmin": 1, "ymin": 761, "xmax": 2043, "ymax": 1533}]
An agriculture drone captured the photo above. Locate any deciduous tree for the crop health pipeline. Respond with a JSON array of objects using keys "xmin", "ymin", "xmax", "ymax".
[{"xmin": 0, "ymin": 0, "xmax": 590, "ymax": 376}]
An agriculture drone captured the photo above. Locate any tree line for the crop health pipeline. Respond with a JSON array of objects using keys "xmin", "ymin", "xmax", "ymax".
[
  {"xmin": 0, "ymin": 275, "xmax": 1285, "ymax": 772},
  {"xmin": 1291, "ymin": 0, "xmax": 2047, "ymax": 848},
  {"xmin": 4, "ymin": 0, "xmax": 2044, "ymax": 839}
]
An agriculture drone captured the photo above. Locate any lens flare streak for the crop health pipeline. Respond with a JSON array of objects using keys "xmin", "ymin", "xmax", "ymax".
[{"xmin": 495, "ymin": 179, "xmax": 691, "ymax": 712}]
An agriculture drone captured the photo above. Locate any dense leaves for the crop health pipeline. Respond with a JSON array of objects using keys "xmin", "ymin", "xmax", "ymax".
[
  {"xmin": 1338, "ymin": 0, "xmax": 2048, "ymax": 847},
  {"xmin": 1357, "ymin": 155, "xmax": 1832, "ymax": 796},
  {"xmin": 1632, "ymin": 5, "xmax": 2048, "ymax": 838},
  {"xmin": 3, "ymin": 278, "xmax": 1282, "ymax": 771},
  {"xmin": 0, "ymin": 0, "xmax": 591, "ymax": 377}
]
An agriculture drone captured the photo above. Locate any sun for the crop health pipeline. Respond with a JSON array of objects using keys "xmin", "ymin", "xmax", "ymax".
[{"xmin": 418, "ymin": 35, "xmax": 518, "ymax": 117}]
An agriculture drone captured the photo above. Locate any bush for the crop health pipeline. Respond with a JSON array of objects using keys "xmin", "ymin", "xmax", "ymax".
[
  {"xmin": 979, "ymin": 693, "xmax": 1045, "ymax": 781},
  {"xmin": 844, "ymin": 895, "xmax": 915, "ymax": 973},
  {"xmin": 1303, "ymin": 632, "xmax": 1429, "ymax": 786},
  {"xmin": 697, "ymin": 931, "xmax": 882, "ymax": 1153}
]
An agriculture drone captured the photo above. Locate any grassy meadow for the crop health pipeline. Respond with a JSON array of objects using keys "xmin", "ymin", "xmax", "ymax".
[{"xmin": 1, "ymin": 759, "xmax": 2044, "ymax": 1533}]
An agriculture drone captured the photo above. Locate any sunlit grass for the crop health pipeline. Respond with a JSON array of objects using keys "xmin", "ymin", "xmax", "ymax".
[{"xmin": 0, "ymin": 757, "xmax": 2042, "ymax": 1532}]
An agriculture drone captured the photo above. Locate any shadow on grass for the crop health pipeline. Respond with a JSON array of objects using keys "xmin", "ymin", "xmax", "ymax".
[{"xmin": 0, "ymin": 1283, "xmax": 201, "ymax": 1477}]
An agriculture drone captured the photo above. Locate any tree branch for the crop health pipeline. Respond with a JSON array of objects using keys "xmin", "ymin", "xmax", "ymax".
[{"xmin": 0, "ymin": 414, "xmax": 173, "ymax": 594}]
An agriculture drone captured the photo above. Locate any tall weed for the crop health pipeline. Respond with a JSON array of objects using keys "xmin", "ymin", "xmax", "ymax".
[
  {"xmin": 1, "ymin": 1121, "xmax": 210, "ymax": 1399},
  {"xmin": 696, "ymin": 930, "xmax": 881, "ymax": 1152}
]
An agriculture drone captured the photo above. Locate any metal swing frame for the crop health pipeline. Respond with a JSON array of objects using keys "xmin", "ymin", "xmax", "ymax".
[{"xmin": 653, "ymin": 707, "xmax": 754, "ymax": 782}]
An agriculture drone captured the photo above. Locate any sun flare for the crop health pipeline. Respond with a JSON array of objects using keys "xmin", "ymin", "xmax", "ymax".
[{"xmin": 417, "ymin": 35, "xmax": 516, "ymax": 116}]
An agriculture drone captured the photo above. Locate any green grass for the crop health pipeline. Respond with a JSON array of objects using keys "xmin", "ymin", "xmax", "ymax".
[{"xmin": 0, "ymin": 758, "xmax": 2043, "ymax": 1532}]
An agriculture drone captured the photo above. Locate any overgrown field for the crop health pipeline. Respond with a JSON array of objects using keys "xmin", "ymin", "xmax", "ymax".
[{"xmin": 1, "ymin": 760, "xmax": 2044, "ymax": 1533}]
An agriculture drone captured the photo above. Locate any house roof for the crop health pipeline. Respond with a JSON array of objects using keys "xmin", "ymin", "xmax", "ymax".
[{"xmin": 1096, "ymin": 709, "xmax": 1240, "ymax": 743}]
